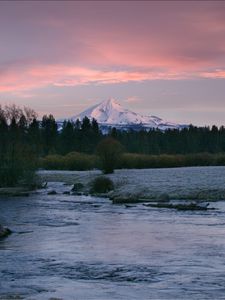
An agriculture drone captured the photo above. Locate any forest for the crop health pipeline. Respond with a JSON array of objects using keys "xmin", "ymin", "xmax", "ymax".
[{"xmin": 1, "ymin": 104, "xmax": 225, "ymax": 186}]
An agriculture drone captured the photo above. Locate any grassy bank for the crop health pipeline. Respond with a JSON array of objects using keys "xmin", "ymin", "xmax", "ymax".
[
  {"xmin": 40, "ymin": 152, "xmax": 99, "ymax": 171},
  {"xmin": 120, "ymin": 153, "xmax": 225, "ymax": 169},
  {"xmin": 40, "ymin": 152, "xmax": 225, "ymax": 171}
]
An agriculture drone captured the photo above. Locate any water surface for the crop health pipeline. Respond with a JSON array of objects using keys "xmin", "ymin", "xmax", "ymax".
[{"xmin": 1, "ymin": 181, "xmax": 225, "ymax": 299}]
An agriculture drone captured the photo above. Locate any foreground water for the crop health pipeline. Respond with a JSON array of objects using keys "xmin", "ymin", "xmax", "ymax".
[{"xmin": 1, "ymin": 182, "xmax": 225, "ymax": 299}]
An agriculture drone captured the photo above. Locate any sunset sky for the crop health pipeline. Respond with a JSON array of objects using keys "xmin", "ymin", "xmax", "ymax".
[{"xmin": 0, "ymin": 1, "xmax": 225, "ymax": 125}]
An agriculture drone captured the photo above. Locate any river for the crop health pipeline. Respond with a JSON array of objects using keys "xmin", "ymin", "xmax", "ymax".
[{"xmin": 1, "ymin": 180, "xmax": 225, "ymax": 299}]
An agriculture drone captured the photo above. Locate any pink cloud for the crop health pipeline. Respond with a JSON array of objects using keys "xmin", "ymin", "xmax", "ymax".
[
  {"xmin": 1, "ymin": 62, "xmax": 225, "ymax": 95},
  {"xmin": 0, "ymin": 2, "xmax": 225, "ymax": 95},
  {"xmin": 0, "ymin": 64, "xmax": 186, "ymax": 93}
]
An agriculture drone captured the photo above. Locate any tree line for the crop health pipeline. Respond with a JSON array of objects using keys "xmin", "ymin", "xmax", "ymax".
[
  {"xmin": 1, "ymin": 104, "xmax": 225, "ymax": 185},
  {"xmin": 113, "ymin": 125, "xmax": 225, "ymax": 155},
  {"xmin": 1, "ymin": 105, "xmax": 225, "ymax": 158},
  {"xmin": 39, "ymin": 117, "xmax": 225, "ymax": 156}
]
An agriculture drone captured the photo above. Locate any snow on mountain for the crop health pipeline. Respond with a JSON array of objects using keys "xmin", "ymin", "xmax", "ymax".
[{"xmin": 72, "ymin": 98, "xmax": 185, "ymax": 131}]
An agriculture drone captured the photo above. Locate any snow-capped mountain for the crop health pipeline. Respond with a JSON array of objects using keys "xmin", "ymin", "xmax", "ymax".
[{"xmin": 72, "ymin": 98, "xmax": 185, "ymax": 131}]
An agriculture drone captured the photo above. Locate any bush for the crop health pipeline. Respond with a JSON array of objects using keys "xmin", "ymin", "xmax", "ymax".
[
  {"xmin": 96, "ymin": 138, "xmax": 124, "ymax": 174},
  {"xmin": 90, "ymin": 176, "xmax": 114, "ymax": 193},
  {"xmin": 119, "ymin": 152, "xmax": 225, "ymax": 169},
  {"xmin": 64, "ymin": 152, "xmax": 98, "ymax": 170},
  {"xmin": 40, "ymin": 151, "xmax": 225, "ymax": 171},
  {"xmin": 119, "ymin": 153, "xmax": 185, "ymax": 169},
  {"xmin": 40, "ymin": 152, "xmax": 99, "ymax": 171},
  {"xmin": 0, "ymin": 165, "xmax": 23, "ymax": 187},
  {"xmin": 0, "ymin": 151, "xmax": 37, "ymax": 188},
  {"xmin": 184, "ymin": 153, "xmax": 214, "ymax": 166},
  {"xmin": 215, "ymin": 153, "xmax": 225, "ymax": 165},
  {"xmin": 40, "ymin": 154, "xmax": 64, "ymax": 170}
]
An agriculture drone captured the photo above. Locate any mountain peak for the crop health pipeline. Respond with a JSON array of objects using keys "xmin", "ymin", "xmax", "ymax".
[
  {"xmin": 102, "ymin": 97, "xmax": 119, "ymax": 105},
  {"xmin": 73, "ymin": 98, "xmax": 183, "ymax": 130},
  {"xmin": 99, "ymin": 98, "xmax": 121, "ymax": 110}
]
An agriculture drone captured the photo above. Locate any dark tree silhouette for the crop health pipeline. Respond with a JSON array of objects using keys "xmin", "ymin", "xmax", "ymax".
[
  {"xmin": 96, "ymin": 137, "xmax": 124, "ymax": 174},
  {"xmin": 0, "ymin": 105, "xmax": 38, "ymax": 187},
  {"xmin": 41, "ymin": 114, "xmax": 58, "ymax": 155}
]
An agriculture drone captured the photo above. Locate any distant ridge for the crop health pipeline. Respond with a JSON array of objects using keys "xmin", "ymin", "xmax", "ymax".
[{"xmin": 72, "ymin": 98, "xmax": 186, "ymax": 131}]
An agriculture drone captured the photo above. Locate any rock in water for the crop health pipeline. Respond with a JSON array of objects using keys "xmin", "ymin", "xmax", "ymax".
[
  {"xmin": 0, "ymin": 225, "xmax": 12, "ymax": 238},
  {"xmin": 47, "ymin": 190, "xmax": 57, "ymax": 195}
]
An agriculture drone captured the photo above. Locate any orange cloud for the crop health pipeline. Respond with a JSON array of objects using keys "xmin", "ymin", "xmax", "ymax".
[{"xmin": 200, "ymin": 69, "xmax": 225, "ymax": 79}]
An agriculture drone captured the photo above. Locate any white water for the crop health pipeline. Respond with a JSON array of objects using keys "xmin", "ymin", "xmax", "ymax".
[{"xmin": 1, "ymin": 177, "xmax": 225, "ymax": 299}]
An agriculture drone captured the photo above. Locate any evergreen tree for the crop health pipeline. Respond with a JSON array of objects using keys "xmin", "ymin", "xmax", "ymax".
[
  {"xmin": 60, "ymin": 120, "xmax": 75, "ymax": 154},
  {"xmin": 41, "ymin": 114, "xmax": 58, "ymax": 155}
]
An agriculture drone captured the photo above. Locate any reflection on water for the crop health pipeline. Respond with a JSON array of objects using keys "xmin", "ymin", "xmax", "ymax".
[{"xmin": 1, "ymin": 182, "xmax": 225, "ymax": 299}]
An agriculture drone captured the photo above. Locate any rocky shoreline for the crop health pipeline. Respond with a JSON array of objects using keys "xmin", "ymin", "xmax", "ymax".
[
  {"xmin": 1, "ymin": 167, "xmax": 224, "ymax": 213},
  {"xmin": 38, "ymin": 167, "xmax": 225, "ymax": 202}
]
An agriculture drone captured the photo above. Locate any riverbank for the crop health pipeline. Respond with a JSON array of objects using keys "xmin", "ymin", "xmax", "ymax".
[
  {"xmin": 38, "ymin": 166, "xmax": 225, "ymax": 202},
  {"xmin": 0, "ymin": 187, "xmax": 31, "ymax": 197}
]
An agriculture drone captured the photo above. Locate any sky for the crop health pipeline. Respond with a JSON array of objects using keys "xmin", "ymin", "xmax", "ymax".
[{"xmin": 0, "ymin": 1, "xmax": 225, "ymax": 126}]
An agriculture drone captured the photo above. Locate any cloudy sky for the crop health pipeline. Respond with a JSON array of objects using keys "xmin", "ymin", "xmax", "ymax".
[{"xmin": 0, "ymin": 1, "xmax": 225, "ymax": 125}]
